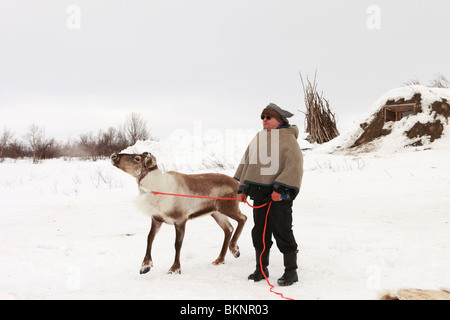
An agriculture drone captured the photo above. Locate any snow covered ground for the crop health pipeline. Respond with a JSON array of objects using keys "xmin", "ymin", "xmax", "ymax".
[{"xmin": 1, "ymin": 137, "xmax": 449, "ymax": 300}]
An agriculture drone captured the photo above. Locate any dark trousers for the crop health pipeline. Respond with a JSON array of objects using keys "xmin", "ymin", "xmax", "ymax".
[{"xmin": 251, "ymin": 194, "xmax": 298, "ymax": 254}]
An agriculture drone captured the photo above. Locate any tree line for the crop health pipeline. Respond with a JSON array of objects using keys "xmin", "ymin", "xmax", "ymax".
[{"xmin": 0, "ymin": 112, "xmax": 151, "ymax": 163}]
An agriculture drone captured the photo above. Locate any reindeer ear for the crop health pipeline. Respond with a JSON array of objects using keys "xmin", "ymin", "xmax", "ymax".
[{"xmin": 143, "ymin": 153, "xmax": 156, "ymax": 169}]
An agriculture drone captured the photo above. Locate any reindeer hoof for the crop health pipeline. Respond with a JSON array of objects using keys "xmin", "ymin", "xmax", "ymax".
[
  {"xmin": 231, "ymin": 245, "xmax": 240, "ymax": 258},
  {"xmin": 212, "ymin": 259, "xmax": 225, "ymax": 266},
  {"xmin": 140, "ymin": 266, "xmax": 151, "ymax": 274},
  {"xmin": 140, "ymin": 261, "xmax": 153, "ymax": 274},
  {"xmin": 168, "ymin": 268, "xmax": 181, "ymax": 275}
]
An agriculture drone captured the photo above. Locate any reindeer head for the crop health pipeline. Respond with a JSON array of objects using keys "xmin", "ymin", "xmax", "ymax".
[{"xmin": 111, "ymin": 152, "xmax": 158, "ymax": 178}]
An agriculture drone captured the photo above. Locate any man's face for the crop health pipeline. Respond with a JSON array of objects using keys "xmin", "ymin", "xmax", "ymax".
[{"xmin": 261, "ymin": 115, "xmax": 282, "ymax": 130}]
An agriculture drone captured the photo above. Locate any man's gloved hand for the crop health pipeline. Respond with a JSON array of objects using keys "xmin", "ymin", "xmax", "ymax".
[
  {"xmin": 271, "ymin": 191, "xmax": 283, "ymax": 202},
  {"xmin": 237, "ymin": 193, "xmax": 248, "ymax": 203}
]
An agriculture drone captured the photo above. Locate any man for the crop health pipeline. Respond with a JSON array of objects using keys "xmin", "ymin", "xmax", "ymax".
[{"xmin": 234, "ymin": 103, "xmax": 303, "ymax": 286}]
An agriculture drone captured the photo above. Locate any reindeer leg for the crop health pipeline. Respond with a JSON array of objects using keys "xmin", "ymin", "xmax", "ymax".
[
  {"xmin": 217, "ymin": 200, "xmax": 247, "ymax": 259},
  {"xmin": 168, "ymin": 221, "xmax": 186, "ymax": 274},
  {"xmin": 140, "ymin": 217, "xmax": 162, "ymax": 274},
  {"xmin": 211, "ymin": 212, "xmax": 233, "ymax": 265},
  {"xmin": 229, "ymin": 211, "xmax": 247, "ymax": 258}
]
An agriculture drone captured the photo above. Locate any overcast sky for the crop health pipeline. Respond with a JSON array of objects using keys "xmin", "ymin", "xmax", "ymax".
[{"xmin": 1, "ymin": 0, "xmax": 450, "ymax": 141}]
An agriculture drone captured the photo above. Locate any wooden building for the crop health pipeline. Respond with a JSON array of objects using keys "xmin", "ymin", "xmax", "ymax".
[{"xmin": 382, "ymin": 103, "xmax": 417, "ymax": 122}]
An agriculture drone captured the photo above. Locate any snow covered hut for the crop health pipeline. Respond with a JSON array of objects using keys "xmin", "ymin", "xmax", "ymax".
[{"xmin": 341, "ymin": 85, "xmax": 450, "ymax": 152}]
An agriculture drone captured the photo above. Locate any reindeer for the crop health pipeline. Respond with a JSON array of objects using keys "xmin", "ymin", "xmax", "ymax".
[{"xmin": 111, "ymin": 152, "xmax": 247, "ymax": 275}]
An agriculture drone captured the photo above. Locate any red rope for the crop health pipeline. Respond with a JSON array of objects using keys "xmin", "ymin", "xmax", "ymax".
[
  {"xmin": 151, "ymin": 191, "xmax": 237, "ymax": 201},
  {"xmin": 150, "ymin": 190, "xmax": 295, "ymax": 300},
  {"xmin": 260, "ymin": 200, "xmax": 295, "ymax": 301},
  {"xmin": 151, "ymin": 191, "xmax": 268, "ymax": 208}
]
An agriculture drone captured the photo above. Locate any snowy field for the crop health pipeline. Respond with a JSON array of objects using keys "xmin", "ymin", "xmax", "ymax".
[{"xmin": 1, "ymin": 139, "xmax": 449, "ymax": 300}]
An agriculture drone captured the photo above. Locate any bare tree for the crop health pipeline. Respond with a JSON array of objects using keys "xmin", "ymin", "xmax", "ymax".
[
  {"xmin": 7, "ymin": 139, "xmax": 28, "ymax": 159},
  {"xmin": 38, "ymin": 138, "xmax": 57, "ymax": 160},
  {"xmin": 3, "ymin": 113, "xmax": 152, "ymax": 161},
  {"xmin": 121, "ymin": 112, "xmax": 150, "ymax": 146},
  {"xmin": 403, "ymin": 77, "xmax": 421, "ymax": 87},
  {"xmin": 97, "ymin": 127, "xmax": 124, "ymax": 156},
  {"xmin": 0, "ymin": 128, "xmax": 14, "ymax": 161},
  {"xmin": 78, "ymin": 131, "xmax": 98, "ymax": 161},
  {"xmin": 26, "ymin": 124, "xmax": 44, "ymax": 164},
  {"xmin": 25, "ymin": 124, "xmax": 54, "ymax": 164},
  {"xmin": 429, "ymin": 73, "xmax": 450, "ymax": 88}
]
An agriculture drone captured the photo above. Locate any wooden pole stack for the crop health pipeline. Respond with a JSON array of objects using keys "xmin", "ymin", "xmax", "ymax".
[{"xmin": 300, "ymin": 71, "xmax": 340, "ymax": 144}]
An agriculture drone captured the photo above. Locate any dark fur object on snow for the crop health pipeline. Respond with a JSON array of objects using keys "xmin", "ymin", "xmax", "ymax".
[{"xmin": 380, "ymin": 288, "xmax": 450, "ymax": 300}]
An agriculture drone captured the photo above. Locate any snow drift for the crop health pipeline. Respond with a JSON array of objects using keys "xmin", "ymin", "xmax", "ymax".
[{"xmin": 120, "ymin": 125, "xmax": 257, "ymax": 172}]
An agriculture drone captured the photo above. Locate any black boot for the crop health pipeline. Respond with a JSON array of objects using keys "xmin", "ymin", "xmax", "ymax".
[
  {"xmin": 248, "ymin": 250, "xmax": 270, "ymax": 282},
  {"xmin": 277, "ymin": 251, "xmax": 298, "ymax": 286}
]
